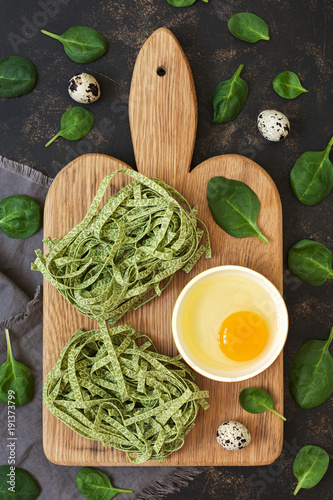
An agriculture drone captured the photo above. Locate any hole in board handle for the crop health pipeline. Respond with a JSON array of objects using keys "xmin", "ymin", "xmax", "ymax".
[{"xmin": 157, "ymin": 66, "xmax": 167, "ymax": 77}]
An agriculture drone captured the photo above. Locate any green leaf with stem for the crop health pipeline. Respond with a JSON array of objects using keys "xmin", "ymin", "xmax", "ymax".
[
  {"xmin": 239, "ymin": 388, "xmax": 286, "ymax": 420},
  {"xmin": 41, "ymin": 27, "xmax": 108, "ymax": 63},
  {"xmin": 212, "ymin": 64, "xmax": 248, "ymax": 124},
  {"xmin": 167, "ymin": 0, "xmax": 208, "ymax": 6},
  {"xmin": 76, "ymin": 468, "xmax": 133, "ymax": 500},
  {"xmin": 45, "ymin": 107, "xmax": 95, "ymax": 147},
  {"xmin": 273, "ymin": 71, "xmax": 309, "ymax": 99},
  {"xmin": 289, "ymin": 327, "xmax": 333, "ymax": 408},
  {"xmin": 0, "ymin": 465, "xmax": 40, "ymax": 499},
  {"xmin": 0, "ymin": 195, "xmax": 42, "ymax": 239},
  {"xmin": 228, "ymin": 12, "xmax": 270, "ymax": 43},
  {"xmin": 288, "ymin": 239, "xmax": 333, "ymax": 286},
  {"xmin": 0, "ymin": 329, "xmax": 34, "ymax": 407},
  {"xmin": 0, "ymin": 56, "xmax": 37, "ymax": 98},
  {"xmin": 290, "ymin": 137, "xmax": 333, "ymax": 205},
  {"xmin": 293, "ymin": 445, "xmax": 329, "ymax": 495},
  {"xmin": 207, "ymin": 176, "xmax": 268, "ymax": 242}
]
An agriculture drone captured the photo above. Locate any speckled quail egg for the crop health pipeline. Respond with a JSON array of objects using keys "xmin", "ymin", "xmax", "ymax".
[
  {"xmin": 257, "ymin": 109, "xmax": 290, "ymax": 142},
  {"xmin": 216, "ymin": 420, "xmax": 251, "ymax": 451},
  {"xmin": 68, "ymin": 73, "xmax": 101, "ymax": 104}
]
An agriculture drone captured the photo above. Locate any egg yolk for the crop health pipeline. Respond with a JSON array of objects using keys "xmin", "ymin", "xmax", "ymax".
[{"xmin": 218, "ymin": 311, "xmax": 267, "ymax": 362}]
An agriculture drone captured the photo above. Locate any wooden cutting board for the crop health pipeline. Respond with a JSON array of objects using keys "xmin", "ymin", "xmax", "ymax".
[{"xmin": 43, "ymin": 28, "xmax": 284, "ymax": 466}]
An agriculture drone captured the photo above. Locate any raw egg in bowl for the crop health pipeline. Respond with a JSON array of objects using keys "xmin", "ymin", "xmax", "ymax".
[{"xmin": 172, "ymin": 266, "xmax": 288, "ymax": 382}]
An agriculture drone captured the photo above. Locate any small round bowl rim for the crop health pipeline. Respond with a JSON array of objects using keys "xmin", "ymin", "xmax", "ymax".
[{"xmin": 172, "ymin": 265, "xmax": 289, "ymax": 382}]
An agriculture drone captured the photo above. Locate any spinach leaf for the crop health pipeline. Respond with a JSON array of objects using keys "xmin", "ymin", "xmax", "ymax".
[
  {"xmin": 0, "ymin": 195, "xmax": 42, "ymax": 239},
  {"xmin": 289, "ymin": 327, "xmax": 333, "ymax": 408},
  {"xmin": 212, "ymin": 64, "xmax": 248, "ymax": 123},
  {"xmin": 0, "ymin": 466, "xmax": 40, "ymax": 499},
  {"xmin": 288, "ymin": 239, "xmax": 333, "ymax": 286},
  {"xmin": 167, "ymin": 0, "xmax": 208, "ymax": 6},
  {"xmin": 168, "ymin": 0, "xmax": 196, "ymax": 6},
  {"xmin": 273, "ymin": 71, "xmax": 308, "ymax": 99},
  {"xmin": 0, "ymin": 56, "xmax": 37, "ymax": 98},
  {"xmin": 207, "ymin": 176, "xmax": 268, "ymax": 242},
  {"xmin": 41, "ymin": 27, "xmax": 108, "ymax": 63},
  {"xmin": 167, "ymin": 0, "xmax": 209, "ymax": 7},
  {"xmin": 228, "ymin": 12, "xmax": 270, "ymax": 43},
  {"xmin": 76, "ymin": 468, "xmax": 133, "ymax": 500},
  {"xmin": 290, "ymin": 137, "xmax": 333, "ymax": 205},
  {"xmin": 293, "ymin": 445, "xmax": 329, "ymax": 495},
  {"xmin": 0, "ymin": 330, "xmax": 34, "ymax": 407},
  {"xmin": 45, "ymin": 106, "xmax": 95, "ymax": 147},
  {"xmin": 239, "ymin": 388, "xmax": 286, "ymax": 420}
]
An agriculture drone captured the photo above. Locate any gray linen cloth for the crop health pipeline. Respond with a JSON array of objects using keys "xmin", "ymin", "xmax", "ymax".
[{"xmin": 0, "ymin": 156, "xmax": 203, "ymax": 499}]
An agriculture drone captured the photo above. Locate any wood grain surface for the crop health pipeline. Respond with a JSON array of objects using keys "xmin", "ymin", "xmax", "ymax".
[{"xmin": 43, "ymin": 28, "xmax": 284, "ymax": 466}]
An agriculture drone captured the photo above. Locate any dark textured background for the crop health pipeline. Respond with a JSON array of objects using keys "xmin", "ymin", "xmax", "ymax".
[{"xmin": 1, "ymin": 0, "xmax": 332, "ymax": 498}]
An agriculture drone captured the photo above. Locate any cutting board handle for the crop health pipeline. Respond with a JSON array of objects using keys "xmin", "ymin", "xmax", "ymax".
[{"xmin": 129, "ymin": 28, "xmax": 197, "ymax": 186}]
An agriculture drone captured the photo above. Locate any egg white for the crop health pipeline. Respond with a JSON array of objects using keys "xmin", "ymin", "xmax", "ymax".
[{"xmin": 179, "ymin": 273, "xmax": 276, "ymax": 372}]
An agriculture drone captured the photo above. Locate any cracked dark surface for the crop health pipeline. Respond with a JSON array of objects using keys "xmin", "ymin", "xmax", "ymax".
[{"xmin": 0, "ymin": 0, "xmax": 332, "ymax": 499}]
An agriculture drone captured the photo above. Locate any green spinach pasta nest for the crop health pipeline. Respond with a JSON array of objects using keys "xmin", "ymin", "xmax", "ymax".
[
  {"xmin": 32, "ymin": 168, "xmax": 210, "ymax": 324},
  {"xmin": 43, "ymin": 323, "xmax": 209, "ymax": 463}
]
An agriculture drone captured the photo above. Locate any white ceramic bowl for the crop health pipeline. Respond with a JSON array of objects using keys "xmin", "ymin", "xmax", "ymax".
[{"xmin": 172, "ymin": 266, "xmax": 288, "ymax": 382}]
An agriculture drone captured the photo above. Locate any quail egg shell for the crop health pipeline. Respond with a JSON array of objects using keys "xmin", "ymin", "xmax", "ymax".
[
  {"xmin": 216, "ymin": 420, "xmax": 251, "ymax": 451},
  {"xmin": 257, "ymin": 109, "xmax": 290, "ymax": 142},
  {"xmin": 68, "ymin": 73, "xmax": 101, "ymax": 104}
]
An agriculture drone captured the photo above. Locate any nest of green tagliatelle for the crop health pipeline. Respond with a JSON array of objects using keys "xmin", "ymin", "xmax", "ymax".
[
  {"xmin": 32, "ymin": 168, "xmax": 210, "ymax": 324},
  {"xmin": 43, "ymin": 323, "xmax": 209, "ymax": 463}
]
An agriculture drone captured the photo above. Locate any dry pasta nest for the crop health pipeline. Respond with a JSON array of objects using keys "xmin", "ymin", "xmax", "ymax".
[
  {"xmin": 32, "ymin": 168, "xmax": 210, "ymax": 324},
  {"xmin": 43, "ymin": 323, "xmax": 209, "ymax": 463}
]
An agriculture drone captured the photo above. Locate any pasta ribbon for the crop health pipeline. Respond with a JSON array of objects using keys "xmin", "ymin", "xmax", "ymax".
[
  {"xmin": 32, "ymin": 169, "xmax": 210, "ymax": 324},
  {"xmin": 43, "ymin": 323, "xmax": 209, "ymax": 463}
]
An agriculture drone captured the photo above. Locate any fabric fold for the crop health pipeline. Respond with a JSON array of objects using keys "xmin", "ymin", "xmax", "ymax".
[
  {"xmin": 0, "ymin": 156, "xmax": 52, "ymax": 297},
  {"xmin": 0, "ymin": 270, "xmax": 31, "ymax": 322}
]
